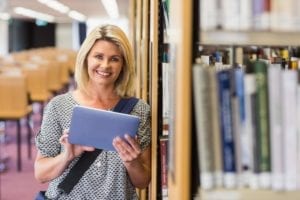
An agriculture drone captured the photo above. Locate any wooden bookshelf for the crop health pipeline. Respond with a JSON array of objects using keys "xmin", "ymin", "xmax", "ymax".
[
  {"xmin": 130, "ymin": 0, "xmax": 151, "ymax": 199},
  {"xmin": 134, "ymin": 0, "xmax": 143, "ymax": 98},
  {"xmin": 160, "ymin": 0, "xmax": 300, "ymax": 200},
  {"xmin": 133, "ymin": 0, "xmax": 300, "ymax": 199},
  {"xmin": 167, "ymin": 0, "xmax": 193, "ymax": 199},
  {"xmin": 149, "ymin": 0, "xmax": 159, "ymax": 199}
]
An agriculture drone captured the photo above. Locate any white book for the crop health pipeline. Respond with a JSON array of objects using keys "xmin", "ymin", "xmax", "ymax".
[
  {"xmin": 239, "ymin": 0, "xmax": 252, "ymax": 30},
  {"xmin": 281, "ymin": 70, "xmax": 298, "ymax": 191},
  {"xmin": 200, "ymin": 0, "xmax": 218, "ymax": 30},
  {"xmin": 297, "ymin": 79, "xmax": 300, "ymax": 190},
  {"xmin": 271, "ymin": 0, "xmax": 296, "ymax": 31},
  {"xmin": 243, "ymin": 74, "xmax": 258, "ymax": 189},
  {"xmin": 209, "ymin": 67, "xmax": 223, "ymax": 188},
  {"xmin": 193, "ymin": 64, "xmax": 215, "ymax": 189},
  {"xmin": 220, "ymin": 0, "xmax": 240, "ymax": 30},
  {"xmin": 162, "ymin": 62, "xmax": 170, "ymax": 136},
  {"xmin": 268, "ymin": 64, "xmax": 284, "ymax": 191}
]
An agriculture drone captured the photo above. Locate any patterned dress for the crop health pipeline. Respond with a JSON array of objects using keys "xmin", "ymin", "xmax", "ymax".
[{"xmin": 35, "ymin": 92, "xmax": 151, "ymax": 200}]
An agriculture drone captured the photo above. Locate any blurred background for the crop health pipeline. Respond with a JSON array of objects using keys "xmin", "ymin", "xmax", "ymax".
[{"xmin": 0, "ymin": 1, "xmax": 133, "ymax": 199}]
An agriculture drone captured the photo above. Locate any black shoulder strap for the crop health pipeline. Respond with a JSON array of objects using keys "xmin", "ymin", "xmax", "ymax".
[{"xmin": 58, "ymin": 97, "xmax": 139, "ymax": 194}]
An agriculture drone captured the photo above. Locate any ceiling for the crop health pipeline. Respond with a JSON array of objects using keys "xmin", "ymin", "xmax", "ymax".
[{"xmin": 0, "ymin": 0, "xmax": 130, "ymax": 23}]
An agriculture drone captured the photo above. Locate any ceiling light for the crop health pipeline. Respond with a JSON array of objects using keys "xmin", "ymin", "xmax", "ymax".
[
  {"xmin": 68, "ymin": 10, "xmax": 86, "ymax": 22},
  {"xmin": 101, "ymin": 0, "xmax": 119, "ymax": 19},
  {"xmin": 14, "ymin": 7, "xmax": 55, "ymax": 22},
  {"xmin": 0, "ymin": 12, "xmax": 10, "ymax": 20},
  {"xmin": 37, "ymin": 0, "xmax": 70, "ymax": 14}
]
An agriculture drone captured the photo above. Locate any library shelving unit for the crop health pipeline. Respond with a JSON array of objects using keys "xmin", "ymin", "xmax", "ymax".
[
  {"xmin": 130, "ymin": 0, "xmax": 150, "ymax": 199},
  {"xmin": 164, "ymin": 0, "xmax": 300, "ymax": 200},
  {"xmin": 166, "ymin": 0, "xmax": 193, "ymax": 200},
  {"xmin": 148, "ymin": 0, "xmax": 159, "ymax": 199}
]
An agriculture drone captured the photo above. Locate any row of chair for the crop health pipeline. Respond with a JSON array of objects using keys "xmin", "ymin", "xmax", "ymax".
[{"xmin": 0, "ymin": 47, "xmax": 77, "ymax": 171}]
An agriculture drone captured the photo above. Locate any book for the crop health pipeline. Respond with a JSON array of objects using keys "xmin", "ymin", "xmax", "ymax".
[
  {"xmin": 68, "ymin": 105, "xmax": 140, "ymax": 151},
  {"xmin": 193, "ymin": 63, "xmax": 215, "ymax": 189},
  {"xmin": 200, "ymin": 0, "xmax": 218, "ymax": 30},
  {"xmin": 297, "ymin": 70, "xmax": 300, "ymax": 190},
  {"xmin": 160, "ymin": 137, "xmax": 169, "ymax": 198},
  {"xmin": 162, "ymin": 62, "xmax": 170, "ymax": 136},
  {"xmin": 229, "ymin": 66, "xmax": 246, "ymax": 187},
  {"xmin": 281, "ymin": 69, "xmax": 298, "ymax": 191},
  {"xmin": 252, "ymin": 0, "xmax": 271, "ymax": 30},
  {"xmin": 239, "ymin": 0, "xmax": 252, "ymax": 30},
  {"xmin": 268, "ymin": 64, "xmax": 284, "ymax": 191},
  {"xmin": 253, "ymin": 60, "xmax": 271, "ymax": 189},
  {"xmin": 209, "ymin": 66, "xmax": 223, "ymax": 188},
  {"xmin": 243, "ymin": 73, "xmax": 259, "ymax": 188},
  {"xmin": 217, "ymin": 69, "xmax": 236, "ymax": 188},
  {"xmin": 220, "ymin": 0, "xmax": 240, "ymax": 30}
]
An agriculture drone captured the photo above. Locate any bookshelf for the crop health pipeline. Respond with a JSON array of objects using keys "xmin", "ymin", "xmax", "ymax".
[
  {"xmin": 167, "ymin": 0, "xmax": 193, "ymax": 200},
  {"xmin": 164, "ymin": 0, "xmax": 300, "ymax": 200},
  {"xmin": 130, "ymin": 0, "xmax": 150, "ymax": 199},
  {"xmin": 149, "ymin": 0, "xmax": 159, "ymax": 199}
]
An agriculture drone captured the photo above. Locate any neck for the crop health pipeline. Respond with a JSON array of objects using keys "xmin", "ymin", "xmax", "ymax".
[{"xmin": 74, "ymin": 88, "xmax": 120, "ymax": 110}]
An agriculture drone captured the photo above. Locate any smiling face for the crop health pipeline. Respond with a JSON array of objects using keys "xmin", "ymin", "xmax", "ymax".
[{"xmin": 86, "ymin": 40, "xmax": 124, "ymax": 88}]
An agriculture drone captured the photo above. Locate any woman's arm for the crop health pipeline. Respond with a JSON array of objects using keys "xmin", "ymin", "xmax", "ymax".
[
  {"xmin": 113, "ymin": 134, "xmax": 151, "ymax": 189},
  {"xmin": 34, "ymin": 150, "xmax": 72, "ymax": 183},
  {"xmin": 34, "ymin": 132, "xmax": 95, "ymax": 183}
]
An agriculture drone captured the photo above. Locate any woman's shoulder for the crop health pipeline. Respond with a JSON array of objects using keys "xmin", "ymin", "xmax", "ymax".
[
  {"xmin": 133, "ymin": 98, "xmax": 150, "ymax": 114},
  {"xmin": 47, "ymin": 91, "xmax": 75, "ymax": 108}
]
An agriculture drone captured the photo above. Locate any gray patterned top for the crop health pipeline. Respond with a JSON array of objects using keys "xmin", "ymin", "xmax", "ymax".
[{"xmin": 35, "ymin": 92, "xmax": 151, "ymax": 200}]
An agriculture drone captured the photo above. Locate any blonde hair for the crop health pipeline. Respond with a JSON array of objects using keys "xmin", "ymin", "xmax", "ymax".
[{"xmin": 74, "ymin": 24, "xmax": 135, "ymax": 97}]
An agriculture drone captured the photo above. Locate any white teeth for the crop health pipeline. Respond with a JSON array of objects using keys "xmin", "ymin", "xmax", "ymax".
[{"xmin": 96, "ymin": 70, "xmax": 110, "ymax": 76}]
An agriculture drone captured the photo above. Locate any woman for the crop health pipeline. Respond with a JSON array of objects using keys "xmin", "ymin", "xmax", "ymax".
[{"xmin": 34, "ymin": 24, "xmax": 151, "ymax": 199}]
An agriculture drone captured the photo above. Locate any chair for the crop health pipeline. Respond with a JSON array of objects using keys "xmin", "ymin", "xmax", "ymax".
[
  {"xmin": 0, "ymin": 72, "xmax": 33, "ymax": 171},
  {"xmin": 21, "ymin": 63, "xmax": 52, "ymax": 115}
]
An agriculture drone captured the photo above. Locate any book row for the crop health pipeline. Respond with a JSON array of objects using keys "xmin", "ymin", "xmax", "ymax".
[
  {"xmin": 192, "ymin": 60, "xmax": 300, "ymax": 191},
  {"xmin": 200, "ymin": 0, "xmax": 300, "ymax": 32}
]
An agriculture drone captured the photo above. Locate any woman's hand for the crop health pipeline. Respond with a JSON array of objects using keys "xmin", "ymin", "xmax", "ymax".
[
  {"xmin": 113, "ymin": 134, "xmax": 151, "ymax": 188},
  {"xmin": 35, "ymin": 129, "xmax": 96, "ymax": 183},
  {"xmin": 59, "ymin": 129, "xmax": 95, "ymax": 162},
  {"xmin": 112, "ymin": 134, "xmax": 141, "ymax": 163}
]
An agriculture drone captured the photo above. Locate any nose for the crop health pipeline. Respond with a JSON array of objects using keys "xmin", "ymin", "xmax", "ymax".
[{"xmin": 101, "ymin": 58, "xmax": 110, "ymax": 68}]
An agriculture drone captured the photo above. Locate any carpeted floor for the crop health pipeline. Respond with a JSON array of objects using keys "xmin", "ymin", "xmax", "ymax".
[{"xmin": 0, "ymin": 104, "xmax": 48, "ymax": 200}]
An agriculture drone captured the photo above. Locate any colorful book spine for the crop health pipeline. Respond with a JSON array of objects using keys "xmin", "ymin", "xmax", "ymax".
[
  {"xmin": 160, "ymin": 137, "xmax": 169, "ymax": 197},
  {"xmin": 217, "ymin": 69, "xmax": 236, "ymax": 188},
  {"xmin": 230, "ymin": 67, "xmax": 246, "ymax": 187},
  {"xmin": 253, "ymin": 60, "xmax": 271, "ymax": 189}
]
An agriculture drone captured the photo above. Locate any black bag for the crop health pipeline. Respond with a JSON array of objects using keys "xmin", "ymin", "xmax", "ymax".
[
  {"xmin": 34, "ymin": 97, "xmax": 138, "ymax": 199},
  {"xmin": 34, "ymin": 191, "xmax": 46, "ymax": 200}
]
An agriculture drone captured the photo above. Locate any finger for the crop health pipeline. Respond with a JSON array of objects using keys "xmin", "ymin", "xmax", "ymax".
[
  {"xmin": 113, "ymin": 137, "xmax": 132, "ymax": 159},
  {"xmin": 81, "ymin": 146, "xmax": 95, "ymax": 152},
  {"xmin": 59, "ymin": 134, "xmax": 69, "ymax": 143},
  {"xmin": 125, "ymin": 134, "xmax": 141, "ymax": 153},
  {"xmin": 113, "ymin": 137, "xmax": 123, "ymax": 152}
]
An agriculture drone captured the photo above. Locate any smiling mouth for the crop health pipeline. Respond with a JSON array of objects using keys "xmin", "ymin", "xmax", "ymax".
[{"xmin": 95, "ymin": 70, "xmax": 111, "ymax": 77}]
